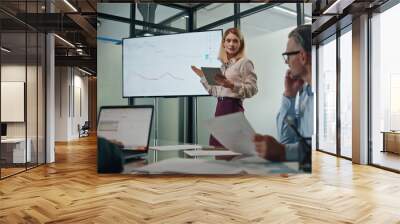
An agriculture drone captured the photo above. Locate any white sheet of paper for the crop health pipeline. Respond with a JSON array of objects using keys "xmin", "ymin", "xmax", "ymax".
[
  {"xmin": 184, "ymin": 150, "xmax": 241, "ymax": 157},
  {"xmin": 204, "ymin": 112, "xmax": 257, "ymax": 156},
  {"xmin": 149, "ymin": 144, "xmax": 203, "ymax": 151},
  {"xmin": 132, "ymin": 158, "xmax": 244, "ymax": 174}
]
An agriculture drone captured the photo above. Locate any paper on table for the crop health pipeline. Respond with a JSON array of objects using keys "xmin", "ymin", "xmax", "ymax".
[
  {"xmin": 132, "ymin": 158, "xmax": 244, "ymax": 175},
  {"xmin": 149, "ymin": 144, "xmax": 203, "ymax": 151},
  {"xmin": 184, "ymin": 150, "xmax": 241, "ymax": 157},
  {"xmin": 204, "ymin": 112, "xmax": 257, "ymax": 156},
  {"xmin": 130, "ymin": 158, "xmax": 299, "ymax": 175}
]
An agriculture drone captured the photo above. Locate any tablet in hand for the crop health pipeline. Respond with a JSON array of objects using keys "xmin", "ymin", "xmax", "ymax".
[{"xmin": 201, "ymin": 67, "xmax": 222, "ymax": 85}]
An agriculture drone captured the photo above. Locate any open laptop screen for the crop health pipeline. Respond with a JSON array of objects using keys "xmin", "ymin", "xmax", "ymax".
[{"xmin": 97, "ymin": 106, "xmax": 153, "ymax": 151}]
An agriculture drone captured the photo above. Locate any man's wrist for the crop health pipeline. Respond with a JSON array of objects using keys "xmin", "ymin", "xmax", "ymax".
[{"xmin": 283, "ymin": 91, "xmax": 296, "ymax": 97}]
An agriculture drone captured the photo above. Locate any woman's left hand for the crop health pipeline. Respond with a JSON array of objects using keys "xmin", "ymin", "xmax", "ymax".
[{"xmin": 215, "ymin": 74, "xmax": 234, "ymax": 89}]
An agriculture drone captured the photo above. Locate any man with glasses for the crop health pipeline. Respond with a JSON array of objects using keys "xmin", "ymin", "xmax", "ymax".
[{"xmin": 253, "ymin": 25, "xmax": 313, "ymax": 166}]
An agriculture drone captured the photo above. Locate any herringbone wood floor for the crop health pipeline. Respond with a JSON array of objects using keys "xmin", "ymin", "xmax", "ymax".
[{"xmin": 0, "ymin": 136, "xmax": 400, "ymax": 223}]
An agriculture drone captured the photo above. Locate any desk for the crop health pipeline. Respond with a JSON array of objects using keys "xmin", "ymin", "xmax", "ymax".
[
  {"xmin": 128, "ymin": 157, "xmax": 300, "ymax": 175},
  {"xmin": 1, "ymin": 138, "xmax": 31, "ymax": 163},
  {"xmin": 184, "ymin": 150, "xmax": 241, "ymax": 159},
  {"xmin": 148, "ymin": 144, "xmax": 203, "ymax": 163},
  {"xmin": 381, "ymin": 131, "xmax": 400, "ymax": 154}
]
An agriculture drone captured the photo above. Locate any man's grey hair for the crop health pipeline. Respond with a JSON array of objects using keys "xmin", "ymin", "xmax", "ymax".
[{"xmin": 289, "ymin": 25, "xmax": 311, "ymax": 53}]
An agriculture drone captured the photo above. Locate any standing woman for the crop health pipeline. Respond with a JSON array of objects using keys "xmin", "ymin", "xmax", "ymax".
[{"xmin": 191, "ymin": 28, "xmax": 258, "ymax": 147}]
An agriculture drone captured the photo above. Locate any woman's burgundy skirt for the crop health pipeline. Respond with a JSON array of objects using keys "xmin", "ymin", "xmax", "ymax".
[{"xmin": 209, "ymin": 97, "xmax": 244, "ymax": 147}]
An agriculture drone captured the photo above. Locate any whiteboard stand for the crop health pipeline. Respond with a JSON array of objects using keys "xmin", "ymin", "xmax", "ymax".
[
  {"xmin": 154, "ymin": 97, "xmax": 159, "ymax": 147},
  {"xmin": 193, "ymin": 96, "xmax": 198, "ymax": 145}
]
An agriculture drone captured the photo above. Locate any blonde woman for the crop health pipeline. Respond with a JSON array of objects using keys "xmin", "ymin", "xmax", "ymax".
[{"xmin": 191, "ymin": 28, "xmax": 258, "ymax": 147}]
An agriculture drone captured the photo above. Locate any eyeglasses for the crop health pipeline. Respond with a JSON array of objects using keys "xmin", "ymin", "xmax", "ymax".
[{"xmin": 282, "ymin": 50, "xmax": 300, "ymax": 63}]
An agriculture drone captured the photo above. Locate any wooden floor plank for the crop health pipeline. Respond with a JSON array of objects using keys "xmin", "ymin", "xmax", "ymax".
[{"xmin": 0, "ymin": 136, "xmax": 399, "ymax": 223}]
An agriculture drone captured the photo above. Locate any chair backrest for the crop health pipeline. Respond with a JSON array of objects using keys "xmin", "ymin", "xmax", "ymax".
[
  {"xmin": 82, "ymin": 121, "xmax": 90, "ymax": 129},
  {"xmin": 97, "ymin": 137, "xmax": 124, "ymax": 173}
]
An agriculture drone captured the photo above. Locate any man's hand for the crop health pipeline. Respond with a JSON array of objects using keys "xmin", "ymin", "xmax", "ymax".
[
  {"xmin": 191, "ymin": 65, "xmax": 205, "ymax": 77},
  {"xmin": 253, "ymin": 134, "xmax": 286, "ymax": 162},
  {"xmin": 215, "ymin": 74, "xmax": 234, "ymax": 89},
  {"xmin": 284, "ymin": 70, "xmax": 304, "ymax": 97},
  {"xmin": 253, "ymin": 134, "xmax": 267, "ymax": 158}
]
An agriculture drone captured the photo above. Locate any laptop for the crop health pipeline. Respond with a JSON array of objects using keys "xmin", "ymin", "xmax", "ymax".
[{"xmin": 97, "ymin": 105, "xmax": 154, "ymax": 159}]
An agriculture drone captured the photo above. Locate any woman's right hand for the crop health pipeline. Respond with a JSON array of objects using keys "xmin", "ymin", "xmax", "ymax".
[{"xmin": 191, "ymin": 65, "xmax": 204, "ymax": 77}]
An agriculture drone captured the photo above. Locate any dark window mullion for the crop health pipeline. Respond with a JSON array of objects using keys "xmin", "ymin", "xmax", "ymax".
[
  {"xmin": 316, "ymin": 45, "xmax": 320, "ymax": 151},
  {"xmin": 337, "ymin": 30, "xmax": 341, "ymax": 157},
  {"xmin": 25, "ymin": 1, "xmax": 28, "ymax": 171}
]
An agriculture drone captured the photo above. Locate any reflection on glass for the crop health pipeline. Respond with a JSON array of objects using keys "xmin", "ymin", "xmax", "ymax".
[
  {"xmin": 1, "ymin": 32, "xmax": 27, "ymax": 177},
  {"xmin": 196, "ymin": 4, "xmax": 234, "ymax": 28},
  {"xmin": 241, "ymin": 4, "xmax": 297, "ymax": 39},
  {"xmin": 135, "ymin": 4, "xmax": 184, "ymax": 30},
  {"xmin": 390, "ymin": 74, "xmax": 400, "ymax": 130},
  {"xmin": 196, "ymin": 22, "xmax": 233, "ymax": 145},
  {"xmin": 340, "ymin": 29, "xmax": 352, "ymax": 158},
  {"xmin": 240, "ymin": 3, "xmax": 265, "ymax": 12},
  {"xmin": 157, "ymin": 98, "xmax": 182, "ymax": 145},
  {"xmin": 134, "ymin": 98, "xmax": 156, "ymax": 146},
  {"xmin": 97, "ymin": 18, "xmax": 130, "ymax": 40},
  {"xmin": 318, "ymin": 37, "xmax": 337, "ymax": 154},
  {"xmin": 27, "ymin": 32, "xmax": 38, "ymax": 169},
  {"xmin": 38, "ymin": 33, "xmax": 46, "ymax": 165},
  {"xmin": 98, "ymin": 3, "xmax": 131, "ymax": 18},
  {"xmin": 371, "ymin": 3, "xmax": 400, "ymax": 171}
]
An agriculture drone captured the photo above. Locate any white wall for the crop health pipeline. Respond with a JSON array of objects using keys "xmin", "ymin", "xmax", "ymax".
[
  {"xmin": 55, "ymin": 67, "xmax": 89, "ymax": 141},
  {"xmin": 55, "ymin": 67, "xmax": 69, "ymax": 141},
  {"xmin": 245, "ymin": 27, "xmax": 296, "ymax": 138}
]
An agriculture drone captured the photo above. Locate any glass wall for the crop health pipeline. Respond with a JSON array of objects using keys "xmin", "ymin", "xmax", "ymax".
[
  {"xmin": 195, "ymin": 3, "xmax": 310, "ymax": 144},
  {"xmin": 196, "ymin": 22, "xmax": 233, "ymax": 145},
  {"xmin": 371, "ymin": 3, "xmax": 400, "ymax": 171},
  {"xmin": 196, "ymin": 4, "xmax": 234, "ymax": 28},
  {"xmin": 97, "ymin": 17, "xmax": 129, "ymax": 112},
  {"xmin": 1, "ymin": 32, "xmax": 27, "ymax": 177},
  {"xmin": 339, "ymin": 27, "xmax": 352, "ymax": 158},
  {"xmin": 0, "ymin": 2, "xmax": 46, "ymax": 179},
  {"xmin": 98, "ymin": 3, "xmax": 130, "ymax": 18},
  {"xmin": 98, "ymin": 3, "xmax": 311, "ymax": 151},
  {"xmin": 98, "ymin": 3, "xmax": 187, "ymax": 154},
  {"xmin": 317, "ymin": 35, "xmax": 337, "ymax": 154}
]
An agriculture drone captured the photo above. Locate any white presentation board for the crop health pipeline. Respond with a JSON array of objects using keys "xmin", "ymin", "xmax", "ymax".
[
  {"xmin": 97, "ymin": 106, "xmax": 153, "ymax": 150},
  {"xmin": 1, "ymin": 82, "xmax": 25, "ymax": 122},
  {"xmin": 123, "ymin": 30, "xmax": 222, "ymax": 97}
]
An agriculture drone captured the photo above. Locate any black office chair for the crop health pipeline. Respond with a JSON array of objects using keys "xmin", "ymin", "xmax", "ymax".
[
  {"xmin": 97, "ymin": 137, "xmax": 124, "ymax": 173},
  {"xmin": 78, "ymin": 121, "xmax": 90, "ymax": 138}
]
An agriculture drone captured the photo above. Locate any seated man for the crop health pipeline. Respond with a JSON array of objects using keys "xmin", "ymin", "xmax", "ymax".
[{"xmin": 253, "ymin": 25, "xmax": 313, "ymax": 167}]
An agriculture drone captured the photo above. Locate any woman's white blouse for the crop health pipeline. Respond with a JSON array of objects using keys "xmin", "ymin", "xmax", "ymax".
[{"xmin": 200, "ymin": 57, "xmax": 258, "ymax": 99}]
